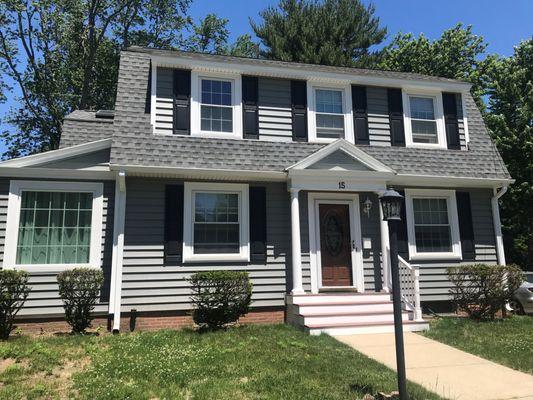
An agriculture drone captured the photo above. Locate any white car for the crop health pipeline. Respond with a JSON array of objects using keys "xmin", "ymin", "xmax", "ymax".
[{"xmin": 509, "ymin": 272, "xmax": 533, "ymax": 315}]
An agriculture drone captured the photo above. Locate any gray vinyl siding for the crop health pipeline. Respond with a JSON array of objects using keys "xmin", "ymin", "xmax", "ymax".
[
  {"xmin": 120, "ymin": 178, "xmax": 297, "ymax": 312},
  {"xmin": 258, "ymin": 78, "xmax": 293, "ymax": 142},
  {"xmin": 367, "ymin": 86, "xmax": 392, "ymax": 147},
  {"xmin": 0, "ymin": 179, "xmax": 115, "ymax": 317},
  {"xmin": 28, "ymin": 149, "xmax": 111, "ymax": 170},
  {"xmin": 415, "ymin": 188, "xmax": 497, "ymax": 301},
  {"xmin": 154, "ymin": 67, "xmax": 174, "ymax": 135},
  {"xmin": 307, "ymin": 151, "xmax": 371, "ymax": 171}
]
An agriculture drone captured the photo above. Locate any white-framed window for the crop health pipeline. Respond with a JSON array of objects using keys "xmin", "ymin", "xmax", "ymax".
[
  {"xmin": 3, "ymin": 181, "xmax": 104, "ymax": 272},
  {"xmin": 308, "ymin": 84, "xmax": 353, "ymax": 143},
  {"xmin": 183, "ymin": 182, "xmax": 249, "ymax": 263},
  {"xmin": 403, "ymin": 91, "xmax": 447, "ymax": 149},
  {"xmin": 404, "ymin": 189, "xmax": 462, "ymax": 260},
  {"xmin": 190, "ymin": 72, "xmax": 242, "ymax": 139}
]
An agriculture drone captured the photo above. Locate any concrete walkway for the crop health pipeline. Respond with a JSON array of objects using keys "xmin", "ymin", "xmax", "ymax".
[{"xmin": 336, "ymin": 332, "xmax": 533, "ymax": 400}]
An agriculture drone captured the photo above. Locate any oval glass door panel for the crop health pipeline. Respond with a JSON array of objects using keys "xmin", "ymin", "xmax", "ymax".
[{"xmin": 319, "ymin": 203, "xmax": 353, "ymax": 287}]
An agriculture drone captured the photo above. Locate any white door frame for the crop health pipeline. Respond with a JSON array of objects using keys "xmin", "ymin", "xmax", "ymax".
[{"xmin": 308, "ymin": 192, "xmax": 364, "ymax": 294}]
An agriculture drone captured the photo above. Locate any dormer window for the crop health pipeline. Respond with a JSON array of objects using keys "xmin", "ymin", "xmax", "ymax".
[
  {"xmin": 315, "ymin": 89, "xmax": 345, "ymax": 139},
  {"xmin": 403, "ymin": 91, "xmax": 446, "ymax": 149},
  {"xmin": 200, "ymin": 79, "xmax": 233, "ymax": 133}
]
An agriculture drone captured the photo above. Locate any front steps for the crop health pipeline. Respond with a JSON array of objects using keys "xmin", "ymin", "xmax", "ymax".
[{"xmin": 286, "ymin": 292, "xmax": 429, "ymax": 336}]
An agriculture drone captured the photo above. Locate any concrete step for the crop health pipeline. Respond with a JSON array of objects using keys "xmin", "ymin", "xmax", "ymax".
[
  {"xmin": 305, "ymin": 320, "xmax": 430, "ymax": 336},
  {"xmin": 288, "ymin": 293, "xmax": 391, "ymax": 306},
  {"xmin": 301, "ymin": 311, "xmax": 410, "ymax": 326},
  {"xmin": 297, "ymin": 301, "xmax": 394, "ymax": 314}
]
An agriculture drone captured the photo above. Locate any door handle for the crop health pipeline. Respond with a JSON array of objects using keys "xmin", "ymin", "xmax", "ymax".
[{"xmin": 352, "ymin": 240, "xmax": 357, "ymax": 251}]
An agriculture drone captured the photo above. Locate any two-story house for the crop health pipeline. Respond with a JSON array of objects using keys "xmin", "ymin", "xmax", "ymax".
[{"xmin": 0, "ymin": 47, "xmax": 512, "ymax": 335}]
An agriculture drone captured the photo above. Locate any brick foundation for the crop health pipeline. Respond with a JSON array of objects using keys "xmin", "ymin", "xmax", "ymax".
[{"xmin": 14, "ymin": 307, "xmax": 286, "ymax": 335}]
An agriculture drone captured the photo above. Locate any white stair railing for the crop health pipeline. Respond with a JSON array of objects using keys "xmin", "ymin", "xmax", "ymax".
[{"xmin": 397, "ymin": 255, "xmax": 423, "ymax": 321}]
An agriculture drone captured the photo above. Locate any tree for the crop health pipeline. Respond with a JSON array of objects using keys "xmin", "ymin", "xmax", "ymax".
[
  {"xmin": 1, "ymin": 1, "xmax": 253, "ymax": 160},
  {"xmin": 251, "ymin": 0, "xmax": 386, "ymax": 67},
  {"xmin": 378, "ymin": 24, "xmax": 494, "ymax": 108},
  {"xmin": 485, "ymin": 39, "xmax": 533, "ymax": 267},
  {"xmin": 186, "ymin": 14, "xmax": 259, "ymax": 57}
]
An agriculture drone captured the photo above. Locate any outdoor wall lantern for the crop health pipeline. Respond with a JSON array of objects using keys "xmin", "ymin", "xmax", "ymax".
[
  {"xmin": 363, "ymin": 197, "xmax": 373, "ymax": 217},
  {"xmin": 379, "ymin": 188, "xmax": 408, "ymax": 400}
]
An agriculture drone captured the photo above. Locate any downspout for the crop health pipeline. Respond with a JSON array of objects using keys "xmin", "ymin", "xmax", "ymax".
[
  {"xmin": 110, "ymin": 171, "xmax": 127, "ymax": 332},
  {"xmin": 491, "ymin": 186, "xmax": 508, "ymax": 265}
]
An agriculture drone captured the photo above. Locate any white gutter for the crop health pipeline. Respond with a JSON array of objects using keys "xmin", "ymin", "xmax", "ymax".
[
  {"xmin": 109, "ymin": 170, "xmax": 127, "ymax": 332},
  {"xmin": 492, "ymin": 186, "xmax": 508, "ymax": 265}
]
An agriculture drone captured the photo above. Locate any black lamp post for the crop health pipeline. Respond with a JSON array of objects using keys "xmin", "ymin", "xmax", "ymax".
[{"xmin": 379, "ymin": 188, "xmax": 408, "ymax": 400}]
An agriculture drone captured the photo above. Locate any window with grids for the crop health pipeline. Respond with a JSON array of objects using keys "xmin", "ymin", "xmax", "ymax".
[
  {"xmin": 412, "ymin": 198, "xmax": 452, "ymax": 253},
  {"xmin": 409, "ymin": 96, "xmax": 438, "ymax": 144},
  {"xmin": 16, "ymin": 191, "xmax": 93, "ymax": 265},
  {"xmin": 193, "ymin": 192, "xmax": 240, "ymax": 254},
  {"xmin": 200, "ymin": 79, "xmax": 233, "ymax": 133},
  {"xmin": 315, "ymin": 89, "xmax": 345, "ymax": 139}
]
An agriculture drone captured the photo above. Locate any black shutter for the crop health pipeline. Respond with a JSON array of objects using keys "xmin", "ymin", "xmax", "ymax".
[
  {"xmin": 173, "ymin": 69, "xmax": 191, "ymax": 135},
  {"xmin": 249, "ymin": 187, "xmax": 267, "ymax": 263},
  {"xmin": 397, "ymin": 190, "xmax": 409, "ymax": 258},
  {"xmin": 387, "ymin": 88, "xmax": 405, "ymax": 146},
  {"xmin": 352, "ymin": 85, "xmax": 369, "ymax": 145},
  {"xmin": 291, "ymin": 80, "xmax": 307, "ymax": 141},
  {"xmin": 242, "ymin": 76, "xmax": 259, "ymax": 139},
  {"xmin": 443, "ymin": 93, "xmax": 461, "ymax": 150},
  {"xmin": 164, "ymin": 185, "xmax": 184, "ymax": 264},
  {"xmin": 456, "ymin": 191, "xmax": 475, "ymax": 261}
]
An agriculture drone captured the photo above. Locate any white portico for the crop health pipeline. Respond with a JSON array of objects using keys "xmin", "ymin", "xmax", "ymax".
[{"xmin": 284, "ymin": 140, "xmax": 426, "ymax": 335}]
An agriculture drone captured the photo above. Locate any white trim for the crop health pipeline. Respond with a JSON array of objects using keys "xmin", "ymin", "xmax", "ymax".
[
  {"xmin": 0, "ymin": 138, "xmax": 112, "ymax": 168},
  {"xmin": 3, "ymin": 180, "xmax": 104, "ymax": 272},
  {"xmin": 190, "ymin": 71, "xmax": 243, "ymax": 139},
  {"xmin": 109, "ymin": 171, "xmax": 126, "ymax": 332},
  {"xmin": 287, "ymin": 139, "xmax": 394, "ymax": 173},
  {"xmin": 150, "ymin": 54, "xmax": 472, "ymax": 93},
  {"xmin": 308, "ymin": 192, "xmax": 364, "ymax": 293},
  {"xmin": 0, "ymin": 167, "xmax": 114, "ymax": 180},
  {"xmin": 290, "ymin": 188, "xmax": 304, "ymax": 294},
  {"xmin": 404, "ymin": 189, "xmax": 462, "ymax": 261},
  {"xmin": 461, "ymin": 92, "xmax": 470, "ymax": 146},
  {"xmin": 390, "ymin": 174, "xmax": 514, "ymax": 188},
  {"xmin": 150, "ymin": 63, "xmax": 157, "ymax": 133},
  {"xmin": 182, "ymin": 182, "xmax": 249, "ymax": 263},
  {"xmin": 307, "ymin": 83, "xmax": 354, "ymax": 143},
  {"xmin": 492, "ymin": 186, "xmax": 507, "ymax": 265},
  {"xmin": 402, "ymin": 90, "xmax": 447, "ymax": 149}
]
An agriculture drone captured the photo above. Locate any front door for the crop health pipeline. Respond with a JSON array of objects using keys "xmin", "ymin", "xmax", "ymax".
[{"xmin": 319, "ymin": 203, "xmax": 353, "ymax": 287}]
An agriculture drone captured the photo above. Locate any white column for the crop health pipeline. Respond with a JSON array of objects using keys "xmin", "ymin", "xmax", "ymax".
[
  {"xmin": 290, "ymin": 188, "xmax": 304, "ymax": 294},
  {"xmin": 492, "ymin": 187, "xmax": 507, "ymax": 265},
  {"xmin": 379, "ymin": 200, "xmax": 391, "ymax": 292},
  {"xmin": 110, "ymin": 171, "xmax": 127, "ymax": 332}
]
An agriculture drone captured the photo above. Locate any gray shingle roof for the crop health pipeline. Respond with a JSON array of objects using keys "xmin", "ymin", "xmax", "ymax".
[
  {"xmin": 60, "ymin": 110, "xmax": 114, "ymax": 148},
  {"xmin": 63, "ymin": 50, "xmax": 510, "ymax": 181},
  {"xmin": 130, "ymin": 46, "xmax": 470, "ymax": 87}
]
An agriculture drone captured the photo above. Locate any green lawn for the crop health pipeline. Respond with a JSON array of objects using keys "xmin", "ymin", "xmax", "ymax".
[
  {"xmin": 0, "ymin": 324, "xmax": 442, "ymax": 400},
  {"xmin": 423, "ymin": 315, "xmax": 533, "ymax": 374}
]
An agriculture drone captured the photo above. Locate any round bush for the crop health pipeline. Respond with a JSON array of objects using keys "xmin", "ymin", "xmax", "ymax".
[
  {"xmin": 57, "ymin": 268, "xmax": 104, "ymax": 333},
  {"xmin": 188, "ymin": 271, "xmax": 252, "ymax": 330},
  {"xmin": 0, "ymin": 270, "xmax": 31, "ymax": 340}
]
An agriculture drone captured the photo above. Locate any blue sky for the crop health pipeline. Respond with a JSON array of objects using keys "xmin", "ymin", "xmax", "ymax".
[{"xmin": 1, "ymin": 0, "xmax": 532, "ymax": 154}]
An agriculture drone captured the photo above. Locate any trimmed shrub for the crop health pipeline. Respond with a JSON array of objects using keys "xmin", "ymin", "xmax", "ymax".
[
  {"xmin": 448, "ymin": 264, "xmax": 523, "ymax": 320},
  {"xmin": 189, "ymin": 271, "xmax": 252, "ymax": 330},
  {"xmin": 0, "ymin": 270, "xmax": 31, "ymax": 340},
  {"xmin": 57, "ymin": 268, "xmax": 104, "ymax": 333}
]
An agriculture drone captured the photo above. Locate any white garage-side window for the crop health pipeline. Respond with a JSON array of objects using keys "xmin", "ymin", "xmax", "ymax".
[
  {"xmin": 3, "ymin": 181, "xmax": 104, "ymax": 272},
  {"xmin": 183, "ymin": 182, "xmax": 249, "ymax": 263},
  {"xmin": 404, "ymin": 189, "xmax": 462, "ymax": 261}
]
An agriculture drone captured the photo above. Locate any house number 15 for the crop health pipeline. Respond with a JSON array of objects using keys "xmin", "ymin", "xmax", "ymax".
[{"xmin": 338, "ymin": 181, "xmax": 346, "ymax": 189}]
